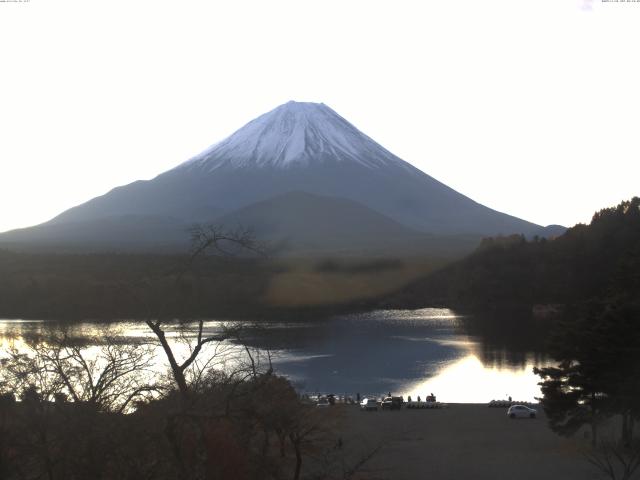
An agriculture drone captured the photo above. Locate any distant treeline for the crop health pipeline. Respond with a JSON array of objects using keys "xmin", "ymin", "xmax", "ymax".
[
  {"xmin": 390, "ymin": 197, "xmax": 640, "ymax": 312},
  {"xmin": 0, "ymin": 252, "xmax": 284, "ymax": 320},
  {"xmin": 0, "ymin": 250, "xmax": 430, "ymax": 321}
]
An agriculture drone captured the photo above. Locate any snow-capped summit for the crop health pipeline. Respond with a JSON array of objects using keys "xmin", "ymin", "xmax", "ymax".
[{"xmin": 180, "ymin": 101, "xmax": 407, "ymax": 171}]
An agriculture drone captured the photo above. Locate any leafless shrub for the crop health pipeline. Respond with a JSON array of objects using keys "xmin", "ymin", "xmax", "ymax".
[
  {"xmin": 584, "ymin": 438, "xmax": 640, "ymax": 480},
  {"xmin": 0, "ymin": 326, "xmax": 159, "ymax": 413}
]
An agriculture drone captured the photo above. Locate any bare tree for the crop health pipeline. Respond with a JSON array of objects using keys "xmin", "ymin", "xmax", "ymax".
[
  {"xmin": 187, "ymin": 224, "xmax": 264, "ymax": 259},
  {"xmin": 584, "ymin": 439, "xmax": 640, "ymax": 480},
  {"xmin": 139, "ymin": 225, "xmax": 268, "ymax": 480},
  {"xmin": 0, "ymin": 327, "xmax": 159, "ymax": 414},
  {"xmin": 145, "ymin": 224, "xmax": 264, "ymax": 400},
  {"xmin": 0, "ymin": 327, "xmax": 165, "ymax": 480},
  {"xmin": 145, "ymin": 319, "xmax": 239, "ymax": 399}
]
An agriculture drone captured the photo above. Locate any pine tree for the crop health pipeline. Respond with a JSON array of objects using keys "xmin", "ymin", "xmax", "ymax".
[{"xmin": 535, "ymin": 301, "xmax": 640, "ymax": 446}]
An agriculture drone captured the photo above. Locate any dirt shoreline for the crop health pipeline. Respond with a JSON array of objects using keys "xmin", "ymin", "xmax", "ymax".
[{"xmin": 335, "ymin": 403, "xmax": 602, "ymax": 480}]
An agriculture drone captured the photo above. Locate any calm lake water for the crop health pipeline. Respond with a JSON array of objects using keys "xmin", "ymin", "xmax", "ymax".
[{"xmin": 0, "ymin": 308, "xmax": 551, "ymax": 403}]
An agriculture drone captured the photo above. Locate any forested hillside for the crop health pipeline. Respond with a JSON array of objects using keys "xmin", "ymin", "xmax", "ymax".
[{"xmin": 392, "ymin": 197, "xmax": 640, "ymax": 312}]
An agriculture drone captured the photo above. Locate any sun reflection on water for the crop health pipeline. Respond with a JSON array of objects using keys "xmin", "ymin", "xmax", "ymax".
[{"xmin": 403, "ymin": 354, "xmax": 543, "ymax": 403}]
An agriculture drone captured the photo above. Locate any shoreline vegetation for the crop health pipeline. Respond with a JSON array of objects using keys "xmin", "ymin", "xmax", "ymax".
[{"xmin": 0, "ymin": 322, "xmax": 349, "ymax": 480}]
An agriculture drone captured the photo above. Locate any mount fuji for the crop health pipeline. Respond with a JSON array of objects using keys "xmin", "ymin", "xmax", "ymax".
[{"xmin": 0, "ymin": 101, "xmax": 555, "ymax": 255}]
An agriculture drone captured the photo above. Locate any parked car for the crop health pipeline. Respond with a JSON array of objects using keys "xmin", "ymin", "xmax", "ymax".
[
  {"xmin": 316, "ymin": 396, "xmax": 330, "ymax": 408},
  {"xmin": 381, "ymin": 396, "xmax": 404, "ymax": 410},
  {"xmin": 360, "ymin": 398, "xmax": 378, "ymax": 411},
  {"xmin": 507, "ymin": 404, "xmax": 537, "ymax": 419}
]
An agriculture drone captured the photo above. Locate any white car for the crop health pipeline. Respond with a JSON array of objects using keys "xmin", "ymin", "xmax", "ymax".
[
  {"xmin": 316, "ymin": 396, "xmax": 330, "ymax": 408},
  {"xmin": 360, "ymin": 398, "xmax": 378, "ymax": 411},
  {"xmin": 507, "ymin": 405, "xmax": 537, "ymax": 419}
]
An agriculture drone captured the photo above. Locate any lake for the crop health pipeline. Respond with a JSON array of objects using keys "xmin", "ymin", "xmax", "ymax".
[{"xmin": 0, "ymin": 308, "xmax": 551, "ymax": 403}]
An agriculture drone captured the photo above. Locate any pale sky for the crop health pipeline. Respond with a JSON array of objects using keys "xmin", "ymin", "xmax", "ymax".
[{"xmin": 1, "ymin": 0, "xmax": 638, "ymax": 233}]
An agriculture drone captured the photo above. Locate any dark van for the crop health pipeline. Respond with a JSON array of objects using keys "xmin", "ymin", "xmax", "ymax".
[{"xmin": 381, "ymin": 396, "xmax": 403, "ymax": 410}]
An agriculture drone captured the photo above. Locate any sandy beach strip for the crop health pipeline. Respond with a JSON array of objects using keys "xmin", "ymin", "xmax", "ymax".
[{"xmin": 334, "ymin": 403, "xmax": 602, "ymax": 480}]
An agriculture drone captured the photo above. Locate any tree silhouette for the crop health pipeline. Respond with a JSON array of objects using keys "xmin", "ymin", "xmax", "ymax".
[{"xmin": 535, "ymin": 301, "xmax": 640, "ymax": 446}]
